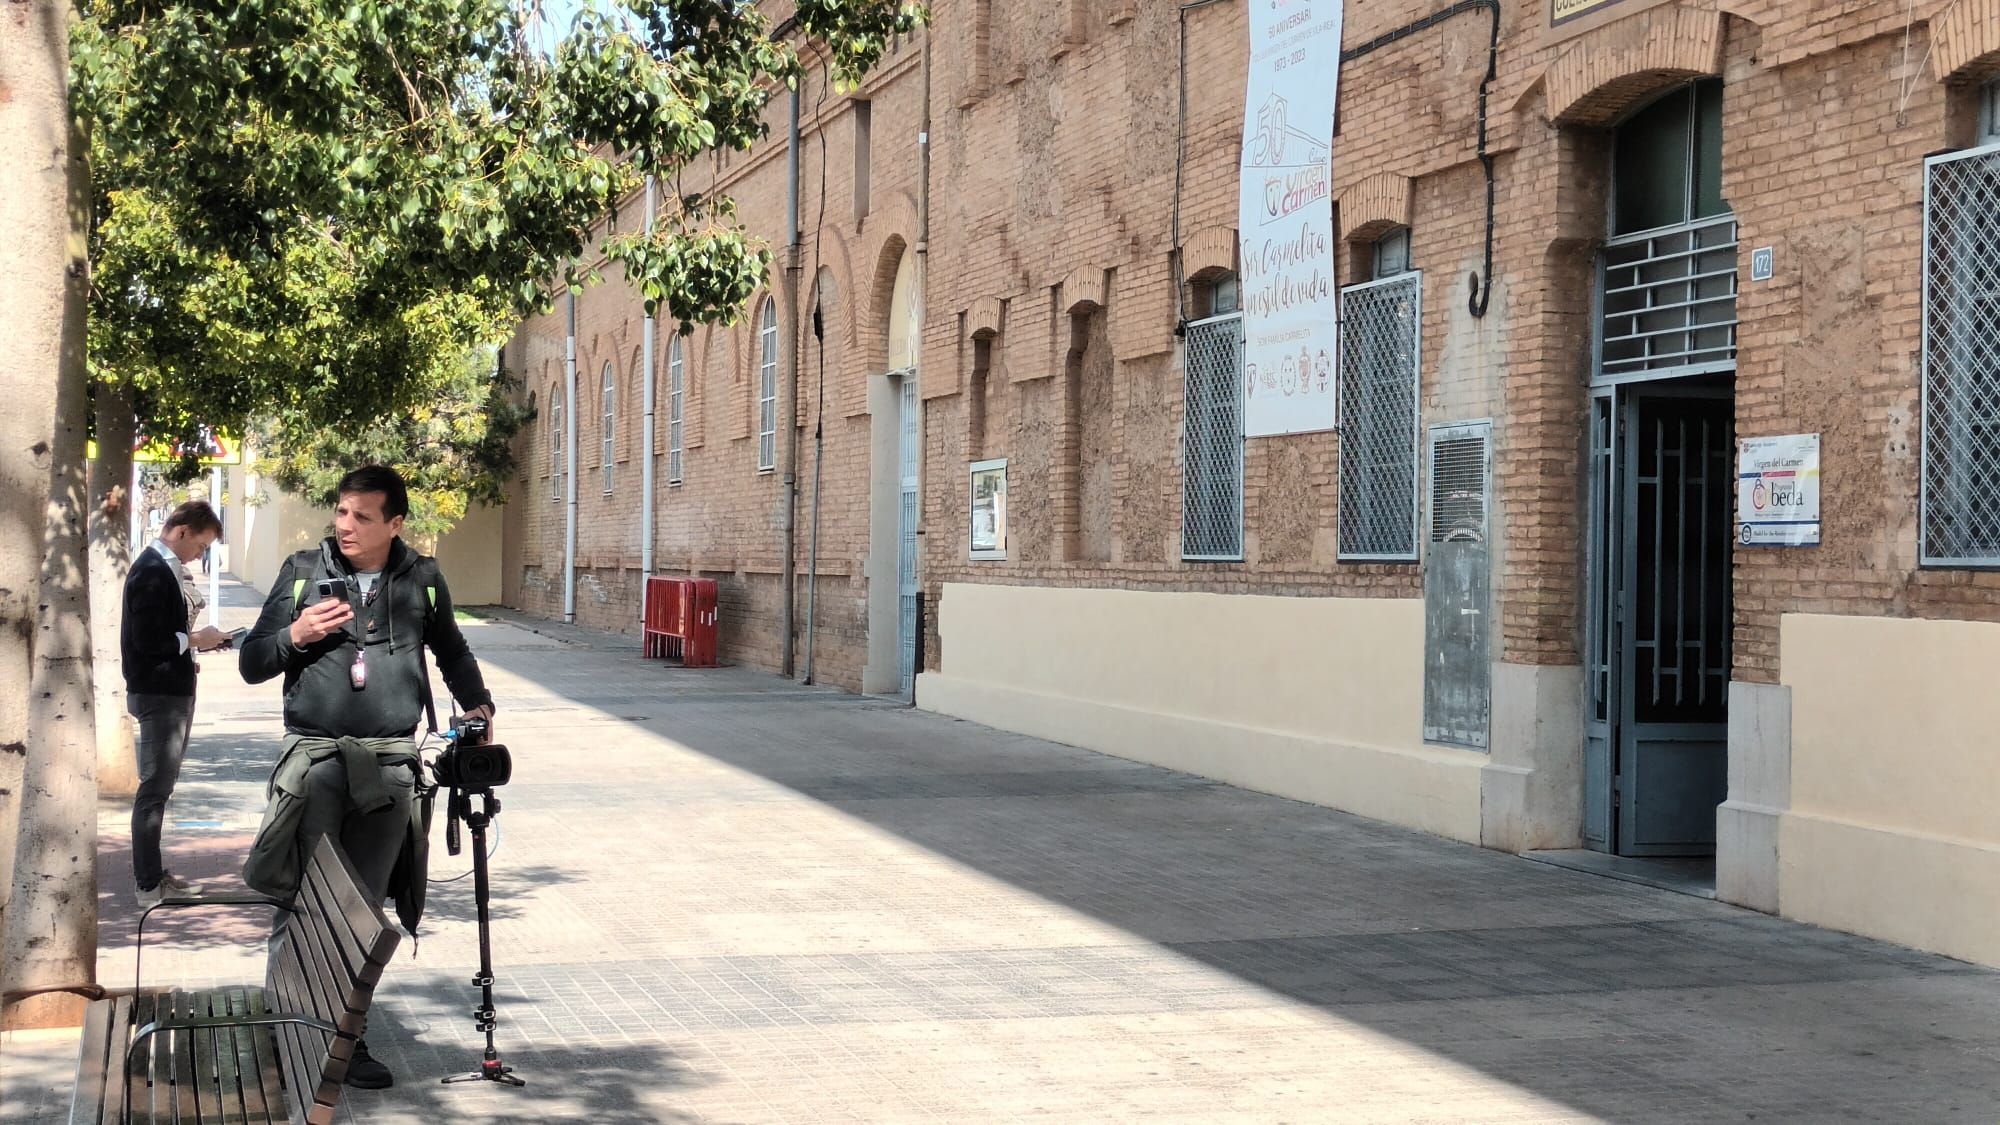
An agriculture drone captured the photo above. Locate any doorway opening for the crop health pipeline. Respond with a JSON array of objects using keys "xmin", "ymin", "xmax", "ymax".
[{"xmin": 1580, "ymin": 79, "xmax": 1738, "ymax": 865}]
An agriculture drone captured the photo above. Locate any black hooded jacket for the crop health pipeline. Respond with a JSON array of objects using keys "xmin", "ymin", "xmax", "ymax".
[{"xmin": 239, "ymin": 537, "xmax": 493, "ymax": 737}]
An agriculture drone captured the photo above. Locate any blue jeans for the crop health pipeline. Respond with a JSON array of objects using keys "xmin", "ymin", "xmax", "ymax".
[{"xmin": 129, "ymin": 691, "xmax": 195, "ymax": 891}]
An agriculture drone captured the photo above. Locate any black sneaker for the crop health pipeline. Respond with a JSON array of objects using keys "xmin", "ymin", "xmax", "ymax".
[{"xmin": 344, "ymin": 1038, "xmax": 394, "ymax": 1089}]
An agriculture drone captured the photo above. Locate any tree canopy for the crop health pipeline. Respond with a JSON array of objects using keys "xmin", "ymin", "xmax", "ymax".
[{"xmin": 70, "ymin": 0, "xmax": 924, "ymax": 477}]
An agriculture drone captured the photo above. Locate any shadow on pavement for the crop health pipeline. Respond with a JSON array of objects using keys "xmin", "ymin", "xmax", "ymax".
[{"xmin": 472, "ymin": 638, "xmax": 2000, "ymax": 1124}]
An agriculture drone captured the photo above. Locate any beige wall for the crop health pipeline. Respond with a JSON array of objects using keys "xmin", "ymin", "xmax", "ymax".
[
  {"xmin": 233, "ymin": 472, "xmax": 326, "ymax": 595},
  {"xmin": 1779, "ymin": 614, "xmax": 2000, "ymax": 967},
  {"xmin": 918, "ymin": 582, "xmax": 1485, "ymax": 842},
  {"xmin": 229, "ymin": 472, "xmax": 502, "ymax": 605},
  {"xmin": 434, "ymin": 503, "xmax": 503, "ymax": 605}
]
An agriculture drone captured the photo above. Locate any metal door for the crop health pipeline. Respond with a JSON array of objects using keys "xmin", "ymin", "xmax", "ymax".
[
  {"xmin": 1587, "ymin": 384, "xmax": 1732, "ymax": 855},
  {"xmin": 1620, "ymin": 387, "xmax": 1731, "ymax": 854},
  {"xmin": 896, "ymin": 373, "xmax": 920, "ymax": 696},
  {"xmin": 1583, "ymin": 392, "xmax": 1619, "ymax": 851}
]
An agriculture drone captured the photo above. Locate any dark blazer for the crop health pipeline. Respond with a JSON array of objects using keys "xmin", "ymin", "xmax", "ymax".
[{"xmin": 123, "ymin": 546, "xmax": 197, "ymax": 696}]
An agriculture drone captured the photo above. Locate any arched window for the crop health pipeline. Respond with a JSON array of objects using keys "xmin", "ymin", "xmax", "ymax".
[
  {"xmin": 600, "ymin": 360, "xmax": 616, "ymax": 493},
  {"xmin": 668, "ymin": 335, "xmax": 686, "ymax": 485},
  {"xmin": 549, "ymin": 385, "xmax": 565, "ymax": 501},
  {"xmin": 757, "ymin": 299, "xmax": 779, "ymax": 471}
]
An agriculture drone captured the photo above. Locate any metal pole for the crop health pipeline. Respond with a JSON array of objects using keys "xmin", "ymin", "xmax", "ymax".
[
  {"xmin": 803, "ymin": 300, "xmax": 825, "ymax": 684},
  {"xmin": 780, "ymin": 85, "xmax": 803, "ymax": 677},
  {"xmin": 564, "ymin": 290, "xmax": 578, "ymax": 625},
  {"xmin": 641, "ymin": 177, "xmax": 657, "ymax": 590},
  {"xmin": 207, "ymin": 466, "xmax": 221, "ymax": 625}
]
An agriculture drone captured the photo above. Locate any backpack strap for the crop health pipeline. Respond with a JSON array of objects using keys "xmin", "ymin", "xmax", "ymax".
[{"xmin": 286, "ymin": 550, "xmax": 323, "ymax": 622}]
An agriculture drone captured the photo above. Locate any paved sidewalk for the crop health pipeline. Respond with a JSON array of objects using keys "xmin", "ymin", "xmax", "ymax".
[{"xmin": 8, "ymin": 577, "xmax": 2000, "ymax": 1122}]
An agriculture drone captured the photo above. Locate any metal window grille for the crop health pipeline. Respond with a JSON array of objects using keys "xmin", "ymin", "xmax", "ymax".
[
  {"xmin": 1922, "ymin": 142, "xmax": 2000, "ymax": 566},
  {"xmin": 600, "ymin": 362, "xmax": 616, "ymax": 493},
  {"xmin": 549, "ymin": 392, "xmax": 564, "ymax": 501},
  {"xmin": 1599, "ymin": 214, "xmax": 1738, "ymax": 382},
  {"xmin": 1338, "ymin": 273, "xmax": 1422, "ymax": 561},
  {"xmin": 668, "ymin": 337, "xmax": 685, "ymax": 485},
  {"xmin": 1182, "ymin": 313, "xmax": 1245, "ymax": 560},
  {"xmin": 758, "ymin": 302, "xmax": 779, "ymax": 471},
  {"xmin": 1981, "ymin": 80, "xmax": 2000, "ymax": 145}
]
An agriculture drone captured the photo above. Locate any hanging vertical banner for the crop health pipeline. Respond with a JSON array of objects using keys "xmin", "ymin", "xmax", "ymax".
[{"xmin": 1239, "ymin": 0, "xmax": 1344, "ymax": 438}]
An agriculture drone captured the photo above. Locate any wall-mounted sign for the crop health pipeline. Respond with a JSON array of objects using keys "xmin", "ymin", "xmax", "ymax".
[
  {"xmin": 1751, "ymin": 246, "xmax": 1775, "ymax": 282},
  {"xmin": 970, "ymin": 458, "xmax": 1007, "ymax": 560},
  {"xmin": 1238, "ymin": 0, "xmax": 1343, "ymax": 437},
  {"xmin": 1738, "ymin": 434, "xmax": 1821, "ymax": 547},
  {"xmin": 1552, "ymin": 0, "xmax": 1632, "ymax": 24}
]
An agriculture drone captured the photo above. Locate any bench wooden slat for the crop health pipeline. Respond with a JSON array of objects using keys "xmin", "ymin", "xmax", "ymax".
[
  {"xmin": 98, "ymin": 996, "xmax": 133, "ymax": 1125},
  {"xmin": 142, "ymin": 994, "xmax": 174, "ymax": 1125},
  {"xmin": 68, "ymin": 997, "xmax": 112, "ymax": 1125},
  {"xmin": 191, "ymin": 993, "xmax": 222, "ymax": 1125},
  {"xmin": 294, "ymin": 862, "xmax": 385, "ymax": 1027},
  {"xmin": 265, "ymin": 954, "xmax": 346, "ymax": 1119},
  {"xmin": 268, "ymin": 996, "xmax": 316, "ymax": 1125},
  {"xmin": 240, "ymin": 990, "xmax": 283, "ymax": 1122},
  {"xmin": 227, "ymin": 989, "xmax": 281, "ymax": 1125},
  {"xmin": 275, "ymin": 897, "xmax": 359, "ymax": 1038},
  {"xmin": 174, "ymin": 992, "xmax": 201, "ymax": 1125},
  {"xmin": 306, "ymin": 837, "xmax": 397, "ymax": 967},
  {"xmin": 297, "ymin": 860, "xmax": 371, "ymax": 987}
]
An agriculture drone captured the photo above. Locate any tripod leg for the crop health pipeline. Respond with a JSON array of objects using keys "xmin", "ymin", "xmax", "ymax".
[{"xmin": 441, "ymin": 795, "xmax": 528, "ymax": 1088}]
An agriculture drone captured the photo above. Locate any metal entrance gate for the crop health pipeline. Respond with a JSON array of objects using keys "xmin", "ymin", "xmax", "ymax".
[{"xmin": 1586, "ymin": 385, "xmax": 1733, "ymax": 855}]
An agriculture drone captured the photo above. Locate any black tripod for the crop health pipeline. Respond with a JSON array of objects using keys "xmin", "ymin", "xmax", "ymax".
[{"xmin": 439, "ymin": 786, "xmax": 526, "ymax": 1087}]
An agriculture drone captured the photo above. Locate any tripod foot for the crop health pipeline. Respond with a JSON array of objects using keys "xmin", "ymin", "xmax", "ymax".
[{"xmin": 442, "ymin": 1059, "xmax": 526, "ymax": 1087}]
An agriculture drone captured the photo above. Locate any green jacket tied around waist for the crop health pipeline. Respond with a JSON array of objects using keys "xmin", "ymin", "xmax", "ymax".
[{"xmin": 242, "ymin": 734, "xmax": 430, "ymax": 936}]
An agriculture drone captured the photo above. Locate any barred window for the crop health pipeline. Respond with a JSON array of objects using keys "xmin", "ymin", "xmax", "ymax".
[
  {"xmin": 1338, "ymin": 272, "xmax": 1422, "ymax": 561},
  {"xmin": 758, "ymin": 300, "xmax": 779, "ymax": 471},
  {"xmin": 1183, "ymin": 286, "xmax": 1245, "ymax": 561},
  {"xmin": 1921, "ymin": 139, "xmax": 2000, "ymax": 566},
  {"xmin": 549, "ymin": 386, "xmax": 564, "ymax": 501},
  {"xmin": 600, "ymin": 361, "xmax": 616, "ymax": 494},
  {"xmin": 668, "ymin": 335, "xmax": 685, "ymax": 485}
]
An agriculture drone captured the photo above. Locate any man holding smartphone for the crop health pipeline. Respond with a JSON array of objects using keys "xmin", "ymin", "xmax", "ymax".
[
  {"xmin": 124, "ymin": 500, "xmax": 228, "ymax": 908},
  {"xmin": 237, "ymin": 464, "xmax": 494, "ymax": 1089}
]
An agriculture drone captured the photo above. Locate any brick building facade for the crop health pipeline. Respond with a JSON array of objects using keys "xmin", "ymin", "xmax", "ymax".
[{"xmin": 503, "ymin": 0, "xmax": 2000, "ymax": 967}]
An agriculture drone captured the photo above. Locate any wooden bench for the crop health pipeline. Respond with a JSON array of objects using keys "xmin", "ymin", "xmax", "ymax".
[{"xmin": 70, "ymin": 836, "xmax": 401, "ymax": 1125}]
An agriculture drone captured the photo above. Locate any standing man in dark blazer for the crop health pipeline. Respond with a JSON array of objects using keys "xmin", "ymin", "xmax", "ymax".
[{"xmin": 124, "ymin": 500, "xmax": 228, "ymax": 907}]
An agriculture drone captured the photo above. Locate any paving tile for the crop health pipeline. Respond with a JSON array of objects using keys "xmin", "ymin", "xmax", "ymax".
[{"xmin": 11, "ymin": 576, "xmax": 2000, "ymax": 1123}]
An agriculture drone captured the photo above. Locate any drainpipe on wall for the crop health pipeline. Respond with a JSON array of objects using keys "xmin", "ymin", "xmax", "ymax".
[
  {"xmin": 803, "ymin": 296, "xmax": 825, "ymax": 684},
  {"xmin": 780, "ymin": 84, "xmax": 804, "ymax": 678},
  {"xmin": 911, "ymin": 24, "xmax": 932, "ymax": 691},
  {"xmin": 564, "ymin": 288, "xmax": 579, "ymax": 625},
  {"xmin": 641, "ymin": 176, "xmax": 658, "ymax": 591}
]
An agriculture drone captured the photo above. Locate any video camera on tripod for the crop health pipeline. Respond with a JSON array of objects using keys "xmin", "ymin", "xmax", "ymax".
[
  {"xmin": 425, "ymin": 714, "xmax": 526, "ymax": 1089},
  {"xmin": 431, "ymin": 715, "xmax": 511, "ymax": 791}
]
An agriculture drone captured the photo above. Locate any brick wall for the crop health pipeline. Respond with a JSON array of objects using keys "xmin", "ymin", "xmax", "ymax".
[
  {"xmin": 504, "ymin": 0, "xmax": 2000, "ymax": 692},
  {"xmin": 502, "ymin": 38, "xmax": 927, "ymax": 691}
]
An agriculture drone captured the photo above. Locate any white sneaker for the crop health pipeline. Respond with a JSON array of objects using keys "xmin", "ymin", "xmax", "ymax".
[{"xmin": 137, "ymin": 872, "xmax": 204, "ymax": 909}]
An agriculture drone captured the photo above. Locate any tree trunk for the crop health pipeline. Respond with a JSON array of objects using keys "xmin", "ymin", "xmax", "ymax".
[
  {"xmin": 91, "ymin": 385, "xmax": 137, "ymax": 798},
  {"xmin": 0, "ymin": 0, "xmax": 83, "ymax": 985},
  {"xmin": 0, "ymin": 0, "xmax": 100, "ymax": 1030}
]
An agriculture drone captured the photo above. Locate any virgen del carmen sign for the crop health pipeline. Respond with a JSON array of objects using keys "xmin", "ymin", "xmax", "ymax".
[{"xmin": 1238, "ymin": 0, "xmax": 1343, "ymax": 438}]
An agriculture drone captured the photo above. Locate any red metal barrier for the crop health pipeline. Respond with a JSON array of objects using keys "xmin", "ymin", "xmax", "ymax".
[{"xmin": 642, "ymin": 576, "xmax": 719, "ymax": 668}]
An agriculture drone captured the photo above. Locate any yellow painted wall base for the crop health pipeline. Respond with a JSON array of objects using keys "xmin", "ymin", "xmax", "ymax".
[
  {"xmin": 1780, "ymin": 613, "xmax": 2000, "ymax": 968},
  {"xmin": 920, "ymin": 583, "xmax": 1485, "ymax": 843}
]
